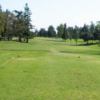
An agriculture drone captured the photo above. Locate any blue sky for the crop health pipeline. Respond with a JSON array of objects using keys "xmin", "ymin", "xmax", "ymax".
[{"xmin": 0, "ymin": 0, "xmax": 100, "ymax": 29}]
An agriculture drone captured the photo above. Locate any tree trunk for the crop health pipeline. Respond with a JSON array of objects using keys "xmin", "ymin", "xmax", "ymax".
[
  {"xmin": 26, "ymin": 37, "xmax": 28, "ymax": 43},
  {"xmin": 18, "ymin": 36, "xmax": 22, "ymax": 42}
]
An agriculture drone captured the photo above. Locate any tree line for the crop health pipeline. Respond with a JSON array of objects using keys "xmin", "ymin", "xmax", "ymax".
[
  {"xmin": 0, "ymin": 3, "xmax": 33, "ymax": 43},
  {"xmin": 37, "ymin": 22, "xmax": 100, "ymax": 45},
  {"xmin": 1, "ymin": 3, "xmax": 100, "ymax": 45}
]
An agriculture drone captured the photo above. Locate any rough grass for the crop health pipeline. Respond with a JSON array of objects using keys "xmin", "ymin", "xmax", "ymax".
[{"xmin": 0, "ymin": 38, "xmax": 100, "ymax": 100}]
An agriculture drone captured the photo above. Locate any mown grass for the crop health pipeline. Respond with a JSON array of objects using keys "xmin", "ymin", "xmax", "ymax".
[{"xmin": 0, "ymin": 37, "xmax": 100, "ymax": 100}]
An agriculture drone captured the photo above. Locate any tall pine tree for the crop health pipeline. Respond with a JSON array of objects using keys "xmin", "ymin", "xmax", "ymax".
[{"xmin": 24, "ymin": 3, "xmax": 32, "ymax": 43}]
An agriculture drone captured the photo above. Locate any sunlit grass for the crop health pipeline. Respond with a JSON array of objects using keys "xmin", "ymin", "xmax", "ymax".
[{"xmin": 0, "ymin": 37, "xmax": 100, "ymax": 100}]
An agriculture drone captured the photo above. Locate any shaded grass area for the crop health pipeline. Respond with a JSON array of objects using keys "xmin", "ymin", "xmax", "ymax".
[{"xmin": 0, "ymin": 38, "xmax": 100, "ymax": 100}]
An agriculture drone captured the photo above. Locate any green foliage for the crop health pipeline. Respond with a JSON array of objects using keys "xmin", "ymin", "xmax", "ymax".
[
  {"xmin": 94, "ymin": 21, "xmax": 100, "ymax": 41},
  {"xmin": 73, "ymin": 26, "xmax": 80, "ymax": 45},
  {"xmin": 48, "ymin": 25, "xmax": 56, "ymax": 37},
  {"xmin": 0, "ymin": 6, "xmax": 5, "ymax": 36},
  {"xmin": 0, "ymin": 3, "xmax": 33, "ymax": 43},
  {"xmin": 57, "ymin": 24, "xmax": 64, "ymax": 37},
  {"xmin": 24, "ymin": 3, "xmax": 32, "ymax": 36},
  {"xmin": 67, "ymin": 26, "xmax": 73, "ymax": 40},
  {"xmin": 62, "ymin": 23, "xmax": 68, "ymax": 40},
  {"xmin": 56, "ymin": 22, "xmax": 100, "ymax": 44},
  {"xmin": 38, "ymin": 28, "xmax": 47, "ymax": 37}
]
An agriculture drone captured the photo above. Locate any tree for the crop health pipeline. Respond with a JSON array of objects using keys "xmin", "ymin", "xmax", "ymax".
[
  {"xmin": 0, "ymin": 3, "xmax": 33, "ymax": 43},
  {"xmin": 67, "ymin": 26, "xmax": 73, "ymax": 43},
  {"xmin": 14, "ymin": 10, "xmax": 24, "ymax": 42},
  {"xmin": 13, "ymin": 3, "xmax": 32, "ymax": 43},
  {"xmin": 0, "ymin": 5, "xmax": 3, "ymax": 37},
  {"xmin": 81, "ymin": 24, "xmax": 90, "ymax": 44},
  {"xmin": 4, "ymin": 10, "xmax": 15, "ymax": 40},
  {"xmin": 14, "ymin": 3, "xmax": 32, "ymax": 43},
  {"xmin": 89, "ymin": 22, "xmax": 95, "ymax": 43},
  {"xmin": 38, "ymin": 28, "xmax": 47, "ymax": 37},
  {"xmin": 47, "ymin": 25, "xmax": 56, "ymax": 37},
  {"xmin": 62, "ymin": 23, "xmax": 68, "ymax": 41},
  {"xmin": 57, "ymin": 24, "xmax": 64, "ymax": 38},
  {"xmin": 23, "ymin": 3, "xmax": 32, "ymax": 43},
  {"xmin": 0, "ymin": 5, "xmax": 2, "ymax": 12},
  {"xmin": 73, "ymin": 26, "xmax": 80, "ymax": 45},
  {"xmin": 0, "ymin": 5, "xmax": 5, "ymax": 39},
  {"xmin": 94, "ymin": 21, "xmax": 100, "ymax": 42}
]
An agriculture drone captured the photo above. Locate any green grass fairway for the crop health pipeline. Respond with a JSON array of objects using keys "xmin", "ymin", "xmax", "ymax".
[{"xmin": 0, "ymin": 38, "xmax": 100, "ymax": 100}]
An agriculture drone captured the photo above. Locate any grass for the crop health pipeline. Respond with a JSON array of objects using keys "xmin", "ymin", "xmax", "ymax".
[{"xmin": 0, "ymin": 37, "xmax": 100, "ymax": 100}]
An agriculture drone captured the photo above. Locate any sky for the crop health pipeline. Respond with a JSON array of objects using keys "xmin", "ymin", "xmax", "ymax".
[{"xmin": 0, "ymin": 0, "xmax": 100, "ymax": 30}]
